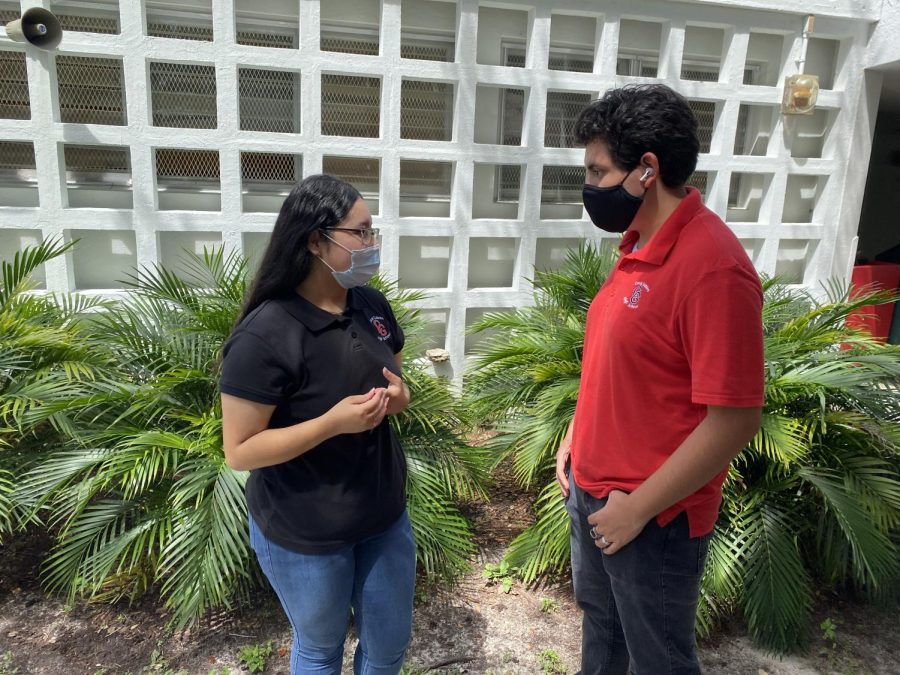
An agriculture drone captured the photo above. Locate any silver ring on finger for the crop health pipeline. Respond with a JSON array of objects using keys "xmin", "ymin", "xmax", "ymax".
[
  {"xmin": 600, "ymin": 535, "xmax": 611, "ymax": 547},
  {"xmin": 589, "ymin": 526, "xmax": 599, "ymax": 540}
]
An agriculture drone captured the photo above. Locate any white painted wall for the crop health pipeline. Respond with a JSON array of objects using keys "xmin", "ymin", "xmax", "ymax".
[{"xmin": 0, "ymin": 0, "xmax": 892, "ymax": 379}]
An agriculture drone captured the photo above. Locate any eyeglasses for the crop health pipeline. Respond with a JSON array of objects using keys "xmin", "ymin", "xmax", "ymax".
[{"xmin": 322, "ymin": 227, "xmax": 380, "ymax": 246}]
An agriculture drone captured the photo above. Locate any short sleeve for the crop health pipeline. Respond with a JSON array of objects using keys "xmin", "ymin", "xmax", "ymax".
[
  {"xmin": 220, "ymin": 330, "xmax": 292, "ymax": 404},
  {"xmin": 677, "ymin": 265, "xmax": 765, "ymax": 407},
  {"xmin": 381, "ymin": 296, "xmax": 405, "ymax": 354}
]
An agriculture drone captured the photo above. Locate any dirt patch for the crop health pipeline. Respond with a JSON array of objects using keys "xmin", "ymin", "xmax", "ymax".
[{"xmin": 1, "ymin": 465, "xmax": 898, "ymax": 674}]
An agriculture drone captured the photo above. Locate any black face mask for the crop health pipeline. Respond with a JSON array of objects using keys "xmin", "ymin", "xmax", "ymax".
[{"xmin": 582, "ymin": 171, "xmax": 646, "ymax": 234}]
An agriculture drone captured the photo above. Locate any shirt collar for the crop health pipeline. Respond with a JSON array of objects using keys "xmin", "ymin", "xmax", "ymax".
[
  {"xmin": 618, "ymin": 187, "xmax": 703, "ymax": 266},
  {"xmin": 282, "ymin": 288, "xmax": 358, "ymax": 332}
]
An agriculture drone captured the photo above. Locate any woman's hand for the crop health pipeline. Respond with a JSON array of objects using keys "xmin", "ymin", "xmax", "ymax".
[
  {"xmin": 383, "ymin": 367, "xmax": 410, "ymax": 415},
  {"xmin": 325, "ymin": 387, "xmax": 390, "ymax": 434}
]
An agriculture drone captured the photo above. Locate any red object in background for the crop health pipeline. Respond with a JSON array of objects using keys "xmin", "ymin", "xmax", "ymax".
[{"xmin": 847, "ymin": 262, "xmax": 900, "ymax": 341}]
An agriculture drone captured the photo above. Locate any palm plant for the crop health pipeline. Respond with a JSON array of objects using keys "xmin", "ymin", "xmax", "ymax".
[
  {"xmin": 465, "ymin": 243, "xmax": 616, "ymax": 581},
  {"xmin": 10, "ymin": 247, "xmax": 484, "ymax": 627},
  {"xmin": 466, "ymin": 242, "xmax": 900, "ymax": 653},
  {"xmin": 371, "ymin": 278, "xmax": 489, "ymax": 583},
  {"xmin": 0, "ymin": 238, "xmax": 110, "ymax": 540}
]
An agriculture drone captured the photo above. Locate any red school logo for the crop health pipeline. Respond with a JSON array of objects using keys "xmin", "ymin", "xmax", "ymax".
[
  {"xmin": 623, "ymin": 281, "xmax": 649, "ymax": 309},
  {"xmin": 369, "ymin": 315, "xmax": 391, "ymax": 340}
]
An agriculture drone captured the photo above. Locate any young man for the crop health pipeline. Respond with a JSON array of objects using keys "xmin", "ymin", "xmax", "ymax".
[{"xmin": 555, "ymin": 84, "xmax": 765, "ymax": 674}]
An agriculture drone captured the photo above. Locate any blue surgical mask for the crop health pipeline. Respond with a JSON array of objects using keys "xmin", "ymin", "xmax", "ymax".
[{"xmin": 319, "ymin": 233, "xmax": 381, "ymax": 289}]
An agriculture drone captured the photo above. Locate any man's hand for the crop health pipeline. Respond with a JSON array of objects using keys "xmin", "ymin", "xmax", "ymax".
[
  {"xmin": 586, "ymin": 490, "xmax": 650, "ymax": 555},
  {"xmin": 555, "ymin": 439, "xmax": 571, "ymax": 498}
]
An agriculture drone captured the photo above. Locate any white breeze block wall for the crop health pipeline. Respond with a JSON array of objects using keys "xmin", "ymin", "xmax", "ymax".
[{"xmin": 0, "ymin": 0, "xmax": 887, "ymax": 380}]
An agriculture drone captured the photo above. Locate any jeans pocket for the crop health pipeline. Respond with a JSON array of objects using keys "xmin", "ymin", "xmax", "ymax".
[{"xmin": 664, "ymin": 514, "xmax": 707, "ymax": 578}]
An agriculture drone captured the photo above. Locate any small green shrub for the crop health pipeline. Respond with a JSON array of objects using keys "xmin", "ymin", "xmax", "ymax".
[{"xmin": 238, "ymin": 641, "xmax": 273, "ymax": 674}]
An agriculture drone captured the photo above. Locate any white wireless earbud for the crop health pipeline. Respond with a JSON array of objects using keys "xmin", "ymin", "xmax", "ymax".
[{"xmin": 640, "ymin": 168, "xmax": 654, "ymax": 181}]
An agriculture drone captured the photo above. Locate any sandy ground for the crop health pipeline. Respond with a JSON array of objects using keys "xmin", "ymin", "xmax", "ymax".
[{"xmin": 1, "ymin": 467, "xmax": 898, "ymax": 674}]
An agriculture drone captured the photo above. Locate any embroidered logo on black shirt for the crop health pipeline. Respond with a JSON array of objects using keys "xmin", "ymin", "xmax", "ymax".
[{"xmin": 369, "ymin": 315, "xmax": 391, "ymax": 341}]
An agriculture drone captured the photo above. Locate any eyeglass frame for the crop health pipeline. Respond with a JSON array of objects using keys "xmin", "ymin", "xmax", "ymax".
[{"xmin": 321, "ymin": 227, "xmax": 381, "ymax": 246}]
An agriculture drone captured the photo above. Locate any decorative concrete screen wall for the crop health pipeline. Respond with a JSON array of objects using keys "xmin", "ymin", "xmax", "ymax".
[{"xmin": 0, "ymin": 0, "xmax": 880, "ymax": 377}]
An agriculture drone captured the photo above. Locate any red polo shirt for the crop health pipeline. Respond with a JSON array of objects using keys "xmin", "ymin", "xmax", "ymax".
[{"xmin": 571, "ymin": 187, "xmax": 764, "ymax": 537}]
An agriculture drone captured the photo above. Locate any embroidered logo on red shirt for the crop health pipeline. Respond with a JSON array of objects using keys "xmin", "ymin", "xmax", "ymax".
[
  {"xmin": 369, "ymin": 315, "xmax": 391, "ymax": 341},
  {"xmin": 624, "ymin": 281, "xmax": 649, "ymax": 309}
]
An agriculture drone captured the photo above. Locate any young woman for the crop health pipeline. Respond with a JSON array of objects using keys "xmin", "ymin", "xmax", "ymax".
[{"xmin": 220, "ymin": 175, "xmax": 415, "ymax": 675}]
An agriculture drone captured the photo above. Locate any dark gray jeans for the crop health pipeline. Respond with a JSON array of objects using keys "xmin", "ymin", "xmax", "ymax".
[{"xmin": 566, "ymin": 470, "xmax": 710, "ymax": 675}]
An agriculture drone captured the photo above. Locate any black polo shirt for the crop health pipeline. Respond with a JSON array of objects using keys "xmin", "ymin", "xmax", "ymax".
[{"xmin": 220, "ymin": 286, "xmax": 407, "ymax": 553}]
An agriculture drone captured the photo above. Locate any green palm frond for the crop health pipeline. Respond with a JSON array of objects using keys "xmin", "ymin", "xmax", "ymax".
[
  {"xmin": 0, "ymin": 468, "xmax": 13, "ymax": 540},
  {"xmin": 7, "ymin": 250, "xmax": 484, "ymax": 626},
  {"xmin": 504, "ymin": 482, "xmax": 570, "ymax": 583},
  {"xmin": 158, "ymin": 455, "xmax": 251, "ymax": 628},
  {"xmin": 0, "ymin": 236, "xmax": 75, "ymax": 309},
  {"xmin": 740, "ymin": 501, "xmax": 812, "ymax": 652},
  {"xmin": 465, "ymin": 241, "xmax": 900, "ymax": 653}
]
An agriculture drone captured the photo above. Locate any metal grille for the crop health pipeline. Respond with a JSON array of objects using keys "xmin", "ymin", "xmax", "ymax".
[
  {"xmin": 541, "ymin": 165, "xmax": 582, "ymax": 204},
  {"xmin": 616, "ymin": 56, "xmax": 658, "ymax": 77},
  {"xmin": 0, "ymin": 3, "xmax": 18, "ymax": 24},
  {"xmin": 504, "ymin": 48, "xmax": 526, "ymax": 69},
  {"xmin": 155, "ymin": 148, "xmax": 219, "ymax": 182},
  {"xmin": 239, "ymin": 68, "xmax": 299, "ymax": 133},
  {"xmin": 0, "ymin": 50, "xmax": 30, "ymax": 120},
  {"xmin": 500, "ymin": 88, "xmax": 524, "ymax": 145},
  {"xmin": 686, "ymin": 171, "xmax": 709, "ymax": 199},
  {"xmin": 399, "ymin": 160, "xmax": 452, "ymax": 199},
  {"xmin": 548, "ymin": 49, "xmax": 593, "ymax": 73},
  {"xmin": 150, "ymin": 62, "xmax": 217, "ymax": 129},
  {"xmin": 56, "ymin": 13, "xmax": 119, "ymax": 33},
  {"xmin": 401, "ymin": 80, "xmax": 453, "ymax": 141},
  {"xmin": 51, "ymin": 1, "xmax": 120, "ymax": 34},
  {"xmin": 688, "ymin": 101, "xmax": 716, "ymax": 153},
  {"xmin": 321, "ymin": 34, "xmax": 378, "ymax": 56},
  {"xmin": 681, "ymin": 65, "xmax": 719, "ymax": 82},
  {"xmin": 240, "ymin": 152, "xmax": 298, "ymax": 185},
  {"xmin": 321, "ymin": 74, "xmax": 380, "ymax": 138},
  {"xmin": 236, "ymin": 29, "xmax": 295, "ymax": 49},
  {"xmin": 146, "ymin": 2, "xmax": 213, "ymax": 42},
  {"xmin": 544, "ymin": 92, "xmax": 592, "ymax": 148},
  {"xmin": 401, "ymin": 41, "xmax": 453, "ymax": 62},
  {"xmin": 496, "ymin": 164, "xmax": 521, "ymax": 202},
  {"xmin": 147, "ymin": 22, "xmax": 212, "ymax": 40},
  {"xmin": 0, "ymin": 141, "xmax": 36, "ymax": 170},
  {"xmin": 63, "ymin": 145, "xmax": 131, "ymax": 186},
  {"xmin": 56, "ymin": 55, "xmax": 126, "ymax": 126},
  {"xmin": 0, "ymin": 141, "xmax": 37, "ymax": 188},
  {"xmin": 323, "ymin": 156, "xmax": 379, "ymax": 196},
  {"xmin": 733, "ymin": 105, "xmax": 757, "ymax": 156}
]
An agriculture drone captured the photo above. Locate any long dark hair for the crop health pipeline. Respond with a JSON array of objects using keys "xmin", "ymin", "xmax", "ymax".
[{"xmin": 237, "ymin": 174, "xmax": 360, "ymax": 324}]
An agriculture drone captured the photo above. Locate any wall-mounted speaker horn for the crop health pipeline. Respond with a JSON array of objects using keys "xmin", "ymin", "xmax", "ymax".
[{"xmin": 5, "ymin": 8, "xmax": 62, "ymax": 50}]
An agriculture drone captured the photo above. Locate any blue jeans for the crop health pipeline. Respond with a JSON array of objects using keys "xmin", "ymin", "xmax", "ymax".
[
  {"xmin": 567, "ymin": 471, "xmax": 710, "ymax": 675},
  {"xmin": 249, "ymin": 510, "xmax": 416, "ymax": 675}
]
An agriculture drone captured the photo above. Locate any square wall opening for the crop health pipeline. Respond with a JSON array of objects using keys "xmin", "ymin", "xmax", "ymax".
[
  {"xmin": 69, "ymin": 228, "xmax": 136, "ymax": 289},
  {"xmin": 399, "ymin": 160, "xmax": 453, "ymax": 218},
  {"xmin": 467, "ymin": 237, "xmax": 519, "ymax": 289},
  {"xmin": 399, "ymin": 236, "xmax": 452, "ymax": 289},
  {"xmin": 540, "ymin": 165, "xmax": 583, "ymax": 220},
  {"xmin": 473, "ymin": 163, "xmax": 521, "ymax": 220},
  {"xmin": 474, "ymin": 85, "xmax": 525, "ymax": 145}
]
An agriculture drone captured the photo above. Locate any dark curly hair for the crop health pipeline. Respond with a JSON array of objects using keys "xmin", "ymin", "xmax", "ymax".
[{"xmin": 573, "ymin": 84, "xmax": 699, "ymax": 188}]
